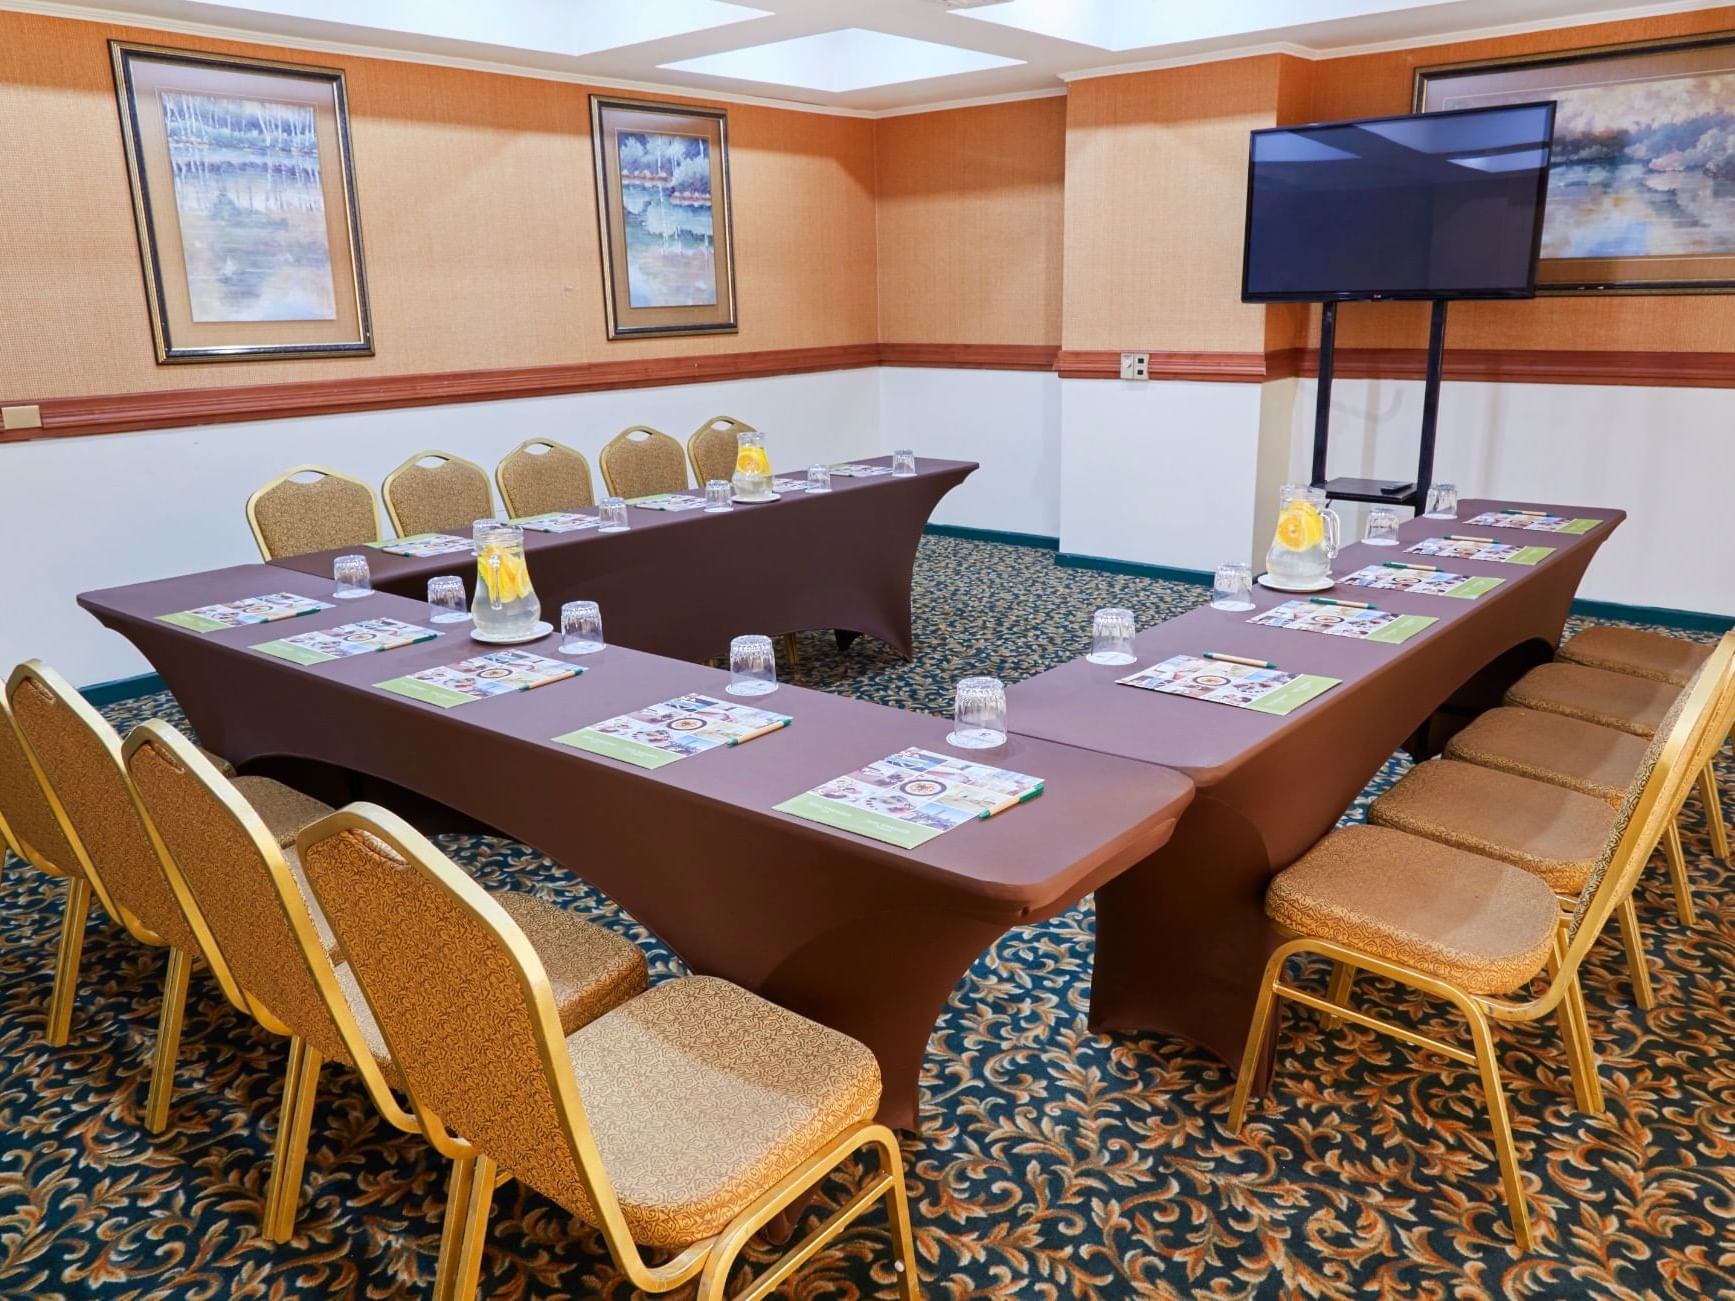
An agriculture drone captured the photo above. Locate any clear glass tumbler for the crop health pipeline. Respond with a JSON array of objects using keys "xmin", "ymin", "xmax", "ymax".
[
  {"xmin": 1363, "ymin": 507, "xmax": 1402, "ymax": 546},
  {"xmin": 333, "ymin": 554, "xmax": 372, "ymax": 600},
  {"xmin": 1210, "ymin": 562, "xmax": 1255, "ymax": 611},
  {"xmin": 892, "ymin": 449, "xmax": 917, "ymax": 477},
  {"xmin": 704, "ymin": 480, "xmax": 733, "ymax": 512},
  {"xmin": 560, "ymin": 600, "xmax": 605, "ymax": 655},
  {"xmin": 426, "ymin": 575, "xmax": 469, "ymax": 623},
  {"xmin": 727, "ymin": 634, "xmax": 778, "ymax": 696},
  {"xmin": 1086, "ymin": 608, "xmax": 1137, "ymax": 666},
  {"xmin": 1424, "ymin": 482, "xmax": 1459, "ymax": 520},
  {"xmin": 806, "ymin": 464, "xmax": 832, "ymax": 494},
  {"xmin": 948, "ymin": 676, "xmax": 1007, "ymax": 749},
  {"xmin": 598, "ymin": 497, "xmax": 630, "ymax": 532}
]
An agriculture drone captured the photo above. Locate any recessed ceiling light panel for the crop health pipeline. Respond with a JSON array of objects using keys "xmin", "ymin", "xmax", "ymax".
[{"xmin": 660, "ymin": 28, "xmax": 1025, "ymax": 94}]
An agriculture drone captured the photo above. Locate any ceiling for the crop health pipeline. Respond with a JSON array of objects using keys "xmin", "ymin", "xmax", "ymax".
[{"xmin": 16, "ymin": 0, "xmax": 1719, "ymax": 114}]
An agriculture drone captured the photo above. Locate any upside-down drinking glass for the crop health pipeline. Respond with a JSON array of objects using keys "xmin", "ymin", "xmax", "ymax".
[
  {"xmin": 1211, "ymin": 562, "xmax": 1255, "ymax": 611},
  {"xmin": 704, "ymin": 479, "xmax": 733, "ymax": 513},
  {"xmin": 426, "ymin": 575, "xmax": 469, "ymax": 623},
  {"xmin": 892, "ymin": 449, "xmax": 917, "ymax": 477},
  {"xmin": 1087, "ymin": 608, "xmax": 1137, "ymax": 666},
  {"xmin": 598, "ymin": 497, "xmax": 630, "ymax": 532},
  {"xmin": 560, "ymin": 600, "xmax": 605, "ymax": 655},
  {"xmin": 948, "ymin": 676, "xmax": 1007, "ymax": 749},
  {"xmin": 1424, "ymin": 483, "xmax": 1459, "ymax": 520},
  {"xmin": 727, "ymin": 635, "xmax": 778, "ymax": 696},
  {"xmin": 333, "ymin": 554, "xmax": 372, "ymax": 600},
  {"xmin": 806, "ymin": 464, "xmax": 832, "ymax": 494},
  {"xmin": 1363, "ymin": 507, "xmax": 1402, "ymax": 546}
]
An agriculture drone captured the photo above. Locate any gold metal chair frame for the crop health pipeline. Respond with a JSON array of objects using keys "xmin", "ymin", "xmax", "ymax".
[
  {"xmin": 298, "ymin": 804, "xmax": 921, "ymax": 1301},
  {"xmin": 382, "ymin": 450, "xmax": 496, "ymax": 538},
  {"xmin": 244, "ymin": 464, "xmax": 383, "ymax": 560},
  {"xmin": 687, "ymin": 415, "xmax": 755, "ymax": 488},
  {"xmin": 494, "ymin": 437, "xmax": 595, "ymax": 519},
  {"xmin": 1230, "ymin": 636, "xmax": 1735, "ymax": 1253},
  {"xmin": 597, "ymin": 425, "xmax": 688, "ymax": 499}
]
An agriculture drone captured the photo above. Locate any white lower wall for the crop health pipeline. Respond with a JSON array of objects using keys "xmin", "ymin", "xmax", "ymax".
[{"xmin": 1, "ymin": 368, "xmax": 880, "ymax": 687}]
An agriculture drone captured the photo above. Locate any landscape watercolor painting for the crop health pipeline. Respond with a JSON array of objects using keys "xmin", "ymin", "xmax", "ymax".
[
  {"xmin": 160, "ymin": 89, "xmax": 337, "ymax": 322},
  {"xmin": 615, "ymin": 130, "xmax": 718, "ymax": 309}
]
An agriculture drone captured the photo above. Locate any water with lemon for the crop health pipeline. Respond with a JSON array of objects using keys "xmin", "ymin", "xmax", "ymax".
[
  {"xmin": 471, "ymin": 521, "xmax": 542, "ymax": 639},
  {"xmin": 1265, "ymin": 485, "xmax": 1340, "ymax": 587},
  {"xmin": 732, "ymin": 430, "xmax": 773, "ymax": 498}
]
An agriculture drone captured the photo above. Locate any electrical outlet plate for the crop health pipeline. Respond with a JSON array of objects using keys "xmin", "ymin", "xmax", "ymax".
[{"xmin": 1119, "ymin": 352, "xmax": 1149, "ymax": 381}]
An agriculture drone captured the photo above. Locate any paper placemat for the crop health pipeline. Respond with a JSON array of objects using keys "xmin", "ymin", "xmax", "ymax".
[
  {"xmin": 1338, "ymin": 565, "xmax": 1504, "ymax": 600},
  {"xmin": 513, "ymin": 512, "xmax": 601, "ymax": 533},
  {"xmin": 1461, "ymin": 511, "xmax": 1601, "ymax": 534},
  {"xmin": 1407, "ymin": 538, "xmax": 1556, "ymax": 566},
  {"xmin": 828, "ymin": 463, "xmax": 893, "ymax": 478},
  {"xmin": 367, "ymin": 533, "xmax": 473, "ymax": 557},
  {"xmin": 554, "ymin": 693, "xmax": 790, "ymax": 769},
  {"xmin": 376, "ymin": 650, "xmax": 579, "ymax": 709},
  {"xmin": 1250, "ymin": 600, "xmax": 1437, "ymax": 645},
  {"xmin": 626, "ymin": 493, "xmax": 708, "ymax": 512},
  {"xmin": 159, "ymin": 593, "xmax": 334, "ymax": 633},
  {"xmin": 1118, "ymin": 655, "xmax": 1340, "ymax": 717},
  {"xmin": 253, "ymin": 618, "xmax": 438, "ymax": 665},
  {"xmin": 776, "ymin": 747, "xmax": 1042, "ymax": 850}
]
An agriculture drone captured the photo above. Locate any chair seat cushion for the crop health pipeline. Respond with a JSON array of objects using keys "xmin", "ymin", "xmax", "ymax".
[
  {"xmin": 1445, "ymin": 707, "xmax": 1648, "ymax": 807},
  {"xmin": 195, "ymin": 746, "xmax": 237, "ymax": 778},
  {"xmin": 1266, "ymin": 824, "xmax": 1558, "ymax": 995},
  {"xmin": 493, "ymin": 892, "xmax": 648, "ymax": 1033},
  {"xmin": 564, "ymin": 976, "xmax": 880, "ymax": 1249},
  {"xmin": 1369, "ymin": 759, "xmax": 1614, "ymax": 892},
  {"xmin": 1558, "ymin": 627, "xmax": 1712, "ymax": 686},
  {"xmin": 1504, "ymin": 662, "xmax": 1679, "ymax": 737},
  {"xmin": 233, "ymin": 777, "xmax": 336, "ymax": 848}
]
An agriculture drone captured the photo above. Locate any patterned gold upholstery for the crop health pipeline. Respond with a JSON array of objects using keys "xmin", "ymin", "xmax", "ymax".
[
  {"xmin": 246, "ymin": 466, "xmax": 381, "ymax": 560},
  {"xmin": 1504, "ymin": 662, "xmax": 1678, "ymax": 737},
  {"xmin": 496, "ymin": 439, "xmax": 595, "ymax": 518},
  {"xmin": 1558, "ymin": 627, "xmax": 1712, "ymax": 686},
  {"xmin": 382, "ymin": 451, "xmax": 495, "ymax": 538},
  {"xmin": 232, "ymin": 777, "xmax": 336, "ymax": 849},
  {"xmin": 598, "ymin": 426, "xmax": 687, "ymax": 499},
  {"xmin": 1369, "ymin": 759, "xmax": 1613, "ymax": 892},
  {"xmin": 0, "ymin": 684, "xmax": 79, "ymax": 877},
  {"xmin": 687, "ymin": 416, "xmax": 754, "ymax": 486},
  {"xmin": 1266, "ymin": 824, "xmax": 1558, "ymax": 995},
  {"xmin": 297, "ymin": 815, "xmax": 877, "ymax": 1253},
  {"xmin": 1445, "ymin": 707, "xmax": 1648, "ymax": 807}
]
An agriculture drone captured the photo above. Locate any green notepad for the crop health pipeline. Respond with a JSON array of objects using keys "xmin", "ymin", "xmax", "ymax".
[
  {"xmin": 1508, "ymin": 546, "xmax": 1556, "ymax": 565},
  {"xmin": 1440, "ymin": 576, "xmax": 1504, "ymax": 598}
]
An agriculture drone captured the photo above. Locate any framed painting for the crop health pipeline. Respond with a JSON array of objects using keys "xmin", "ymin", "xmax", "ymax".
[
  {"xmin": 110, "ymin": 41, "xmax": 373, "ymax": 362},
  {"xmin": 1417, "ymin": 31, "xmax": 1735, "ymax": 294},
  {"xmin": 590, "ymin": 96, "xmax": 738, "ymax": 339}
]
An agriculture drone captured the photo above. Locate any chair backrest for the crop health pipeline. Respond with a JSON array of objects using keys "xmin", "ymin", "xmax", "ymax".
[
  {"xmin": 1565, "ymin": 633, "xmax": 1735, "ymax": 957},
  {"xmin": 296, "ymin": 805, "xmax": 638, "ymax": 1250},
  {"xmin": 6, "ymin": 662, "xmax": 197, "ymax": 952},
  {"xmin": 0, "ymin": 679, "xmax": 80, "ymax": 879},
  {"xmin": 597, "ymin": 426, "xmax": 687, "ymax": 499},
  {"xmin": 382, "ymin": 450, "xmax": 495, "ymax": 537},
  {"xmin": 495, "ymin": 438, "xmax": 595, "ymax": 518},
  {"xmin": 246, "ymin": 466, "xmax": 382, "ymax": 560},
  {"xmin": 687, "ymin": 416, "xmax": 754, "ymax": 487}
]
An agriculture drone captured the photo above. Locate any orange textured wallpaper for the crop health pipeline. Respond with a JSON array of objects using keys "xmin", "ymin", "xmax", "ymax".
[
  {"xmin": 1061, "ymin": 56, "xmax": 1288, "ymax": 353},
  {"xmin": 0, "ymin": 10, "xmax": 878, "ymax": 400},
  {"xmin": 874, "ymin": 96, "xmax": 1066, "ymax": 347}
]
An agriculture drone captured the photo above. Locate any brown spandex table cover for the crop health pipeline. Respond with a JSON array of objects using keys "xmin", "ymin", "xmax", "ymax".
[
  {"xmin": 269, "ymin": 456, "xmax": 975, "ymax": 661},
  {"xmin": 79, "ymin": 564, "xmax": 1194, "ymax": 1130},
  {"xmin": 1004, "ymin": 498, "xmax": 1625, "ymax": 1073}
]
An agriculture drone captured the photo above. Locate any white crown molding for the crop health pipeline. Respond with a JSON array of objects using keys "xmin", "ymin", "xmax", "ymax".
[
  {"xmin": 1307, "ymin": 0, "xmax": 1728, "ymax": 60},
  {"xmin": 873, "ymin": 84, "xmax": 1066, "ymax": 119}
]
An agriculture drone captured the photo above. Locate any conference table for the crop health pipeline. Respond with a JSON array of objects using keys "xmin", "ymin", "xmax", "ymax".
[
  {"xmin": 1005, "ymin": 498, "xmax": 1625, "ymax": 1074},
  {"xmin": 269, "ymin": 456, "xmax": 975, "ymax": 662},
  {"xmin": 79, "ymin": 564, "xmax": 1195, "ymax": 1131}
]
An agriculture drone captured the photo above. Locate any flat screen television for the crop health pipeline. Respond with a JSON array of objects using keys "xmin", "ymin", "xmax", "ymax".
[{"xmin": 1241, "ymin": 102, "xmax": 1556, "ymax": 303}]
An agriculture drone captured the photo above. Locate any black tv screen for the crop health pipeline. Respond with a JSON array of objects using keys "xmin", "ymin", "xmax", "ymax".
[{"xmin": 1241, "ymin": 102, "xmax": 1556, "ymax": 303}]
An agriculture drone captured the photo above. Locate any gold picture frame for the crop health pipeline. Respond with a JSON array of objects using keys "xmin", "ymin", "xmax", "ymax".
[
  {"xmin": 590, "ymin": 96, "xmax": 738, "ymax": 339},
  {"xmin": 111, "ymin": 41, "xmax": 374, "ymax": 362},
  {"xmin": 1416, "ymin": 30, "xmax": 1735, "ymax": 295}
]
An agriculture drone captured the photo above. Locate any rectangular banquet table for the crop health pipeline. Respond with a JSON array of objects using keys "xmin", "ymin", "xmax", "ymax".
[
  {"xmin": 79, "ymin": 564, "xmax": 1194, "ymax": 1130},
  {"xmin": 1004, "ymin": 498, "xmax": 1625, "ymax": 1074},
  {"xmin": 269, "ymin": 456, "xmax": 975, "ymax": 662}
]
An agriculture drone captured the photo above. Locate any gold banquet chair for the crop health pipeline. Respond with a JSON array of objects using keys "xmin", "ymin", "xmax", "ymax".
[
  {"xmin": 122, "ymin": 723, "xmax": 649, "ymax": 1249},
  {"xmin": 383, "ymin": 450, "xmax": 496, "ymax": 538},
  {"xmin": 598, "ymin": 425, "xmax": 688, "ymax": 499},
  {"xmin": 246, "ymin": 465, "xmax": 383, "ymax": 560},
  {"xmin": 495, "ymin": 438, "xmax": 596, "ymax": 519},
  {"xmin": 6, "ymin": 660, "xmax": 333, "ymax": 1131},
  {"xmin": 688, "ymin": 415, "xmax": 755, "ymax": 487},
  {"xmin": 1229, "ymin": 641, "xmax": 1730, "ymax": 1252},
  {"xmin": 297, "ymin": 805, "xmax": 920, "ymax": 1301}
]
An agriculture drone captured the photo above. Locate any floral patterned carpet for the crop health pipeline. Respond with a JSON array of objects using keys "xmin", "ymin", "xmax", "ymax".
[{"xmin": 1, "ymin": 536, "xmax": 1731, "ymax": 1299}]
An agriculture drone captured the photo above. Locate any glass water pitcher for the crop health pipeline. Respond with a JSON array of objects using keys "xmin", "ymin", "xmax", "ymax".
[
  {"xmin": 1265, "ymin": 484, "xmax": 1341, "ymax": 587},
  {"xmin": 732, "ymin": 428, "xmax": 772, "ymax": 499},
  {"xmin": 471, "ymin": 519, "xmax": 542, "ymax": 639}
]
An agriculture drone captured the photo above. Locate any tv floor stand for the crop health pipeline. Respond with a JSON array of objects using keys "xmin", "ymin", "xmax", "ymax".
[{"xmin": 1310, "ymin": 298, "xmax": 1448, "ymax": 511}]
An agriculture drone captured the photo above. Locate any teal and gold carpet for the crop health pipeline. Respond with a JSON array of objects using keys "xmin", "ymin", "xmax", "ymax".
[{"xmin": 2, "ymin": 536, "xmax": 1731, "ymax": 1298}]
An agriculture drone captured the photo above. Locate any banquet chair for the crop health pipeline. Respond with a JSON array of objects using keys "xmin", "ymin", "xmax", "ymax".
[
  {"xmin": 383, "ymin": 450, "xmax": 496, "ymax": 537},
  {"xmin": 246, "ymin": 465, "xmax": 382, "ymax": 560},
  {"xmin": 495, "ymin": 438, "xmax": 595, "ymax": 518},
  {"xmin": 687, "ymin": 415, "xmax": 754, "ymax": 487},
  {"xmin": 1229, "ymin": 645, "xmax": 1726, "ymax": 1252},
  {"xmin": 122, "ymin": 724, "xmax": 648, "ymax": 1248},
  {"xmin": 296, "ymin": 804, "xmax": 919, "ymax": 1301},
  {"xmin": 6, "ymin": 660, "xmax": 331, "ymax": 1131},
  {"xmin": 598, "ymin": 426, "xmax": 688, "ymax": 499}
]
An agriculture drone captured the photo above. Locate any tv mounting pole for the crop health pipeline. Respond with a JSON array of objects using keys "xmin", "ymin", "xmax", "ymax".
[{"xmin": 1310, "ymin": 297, "xmax": 1448, "ymax": 512}]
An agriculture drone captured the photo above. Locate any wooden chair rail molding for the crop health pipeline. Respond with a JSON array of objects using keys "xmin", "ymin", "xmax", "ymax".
[{"xmin": 7, "ymin": 343, "xmax": 1735, "ymax": 443}]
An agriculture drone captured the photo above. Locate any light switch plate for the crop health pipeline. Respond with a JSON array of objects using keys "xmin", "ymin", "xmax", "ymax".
[
  {"xmin": 1, "ymin": 404, "xmax": 43, "ymax": 431},
  {"xmin": 1119, "ymin": 352, "xmax": 1149, "ymax": 381}
]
